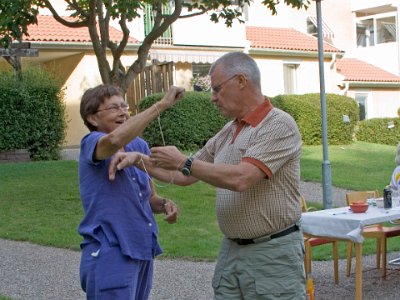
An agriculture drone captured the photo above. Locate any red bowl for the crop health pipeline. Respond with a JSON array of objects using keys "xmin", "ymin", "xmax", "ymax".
[{"xmin": 350, "ymin": 202, "xmax": 369, "ymax": 213}]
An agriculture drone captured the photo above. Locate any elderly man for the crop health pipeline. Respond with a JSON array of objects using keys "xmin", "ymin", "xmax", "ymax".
[{"xmin": 110, "ymin": 52, "xmax": 305, "ymax": 299}]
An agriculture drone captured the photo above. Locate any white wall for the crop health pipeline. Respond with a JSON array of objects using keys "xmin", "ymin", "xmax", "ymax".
[
  {"xmin": 346, "ymin": 89, "xmax": 400, "ymax": 119},
  {"xmin": 368, "ymin": 90, "xmax": 400, "ymax": 118},
  {"xmin": 253, "ymin": 56, "xmax": 337, "ymax": 97},
  {"xmin": 351, "ymin": 0, "xmax": 400, "ymax": 12},
  {"xmin": 172, "ymin": 12, "xmax": 246, "ymax": 47}
]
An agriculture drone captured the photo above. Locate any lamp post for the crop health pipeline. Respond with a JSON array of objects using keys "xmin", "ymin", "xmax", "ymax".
[{"xmin": 315, "ymin": 0, "xmax": 332, "ymax": 208}]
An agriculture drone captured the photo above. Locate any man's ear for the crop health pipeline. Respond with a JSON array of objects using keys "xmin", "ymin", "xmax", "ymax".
[
  {"xmin": 87, "ymin": 114, "xmax": 98, "ymax": 128},
  {"xmin": 237, "ymin": 74, "xmax": 247, "ymax": 89}
]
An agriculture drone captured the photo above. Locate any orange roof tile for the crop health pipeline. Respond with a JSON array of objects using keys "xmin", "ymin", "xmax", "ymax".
[
  {"xmin": 246, "ymin": 26, "xmax": 341, "ymax": 53},
  {"xmin": 336, "ymin": 58, "xmax": 400, "ymax": 82},
  {"xmin": 24, "ymin": 15, "xmax": 138, "ymax": 44}
]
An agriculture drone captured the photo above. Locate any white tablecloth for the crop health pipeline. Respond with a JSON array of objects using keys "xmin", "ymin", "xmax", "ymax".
[{"xmin": 301, "ymin": 205, "xmax": 400, "ymax": 243}]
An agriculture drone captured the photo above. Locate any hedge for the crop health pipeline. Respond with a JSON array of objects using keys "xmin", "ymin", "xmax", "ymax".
[
  {"xmin": 272, "ymin": 93, "xmax": 359, "ymax": 145},
  {"xmin": 356, "ymin": 118, "xmax": 400, "ymax": 146},
  {"xmin": 0, "ymin": 67, "xmax": 66, "ymax": 160},
  {"xmin": 138, "ymin": 91, "xmax": 360, "ymax": 149},
  {"xmin": 139, "ymin": 91, "xmax": 228, "ymax": 150}
]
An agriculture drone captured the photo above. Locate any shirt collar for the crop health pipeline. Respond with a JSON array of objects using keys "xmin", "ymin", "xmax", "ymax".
[{"xmin": 241, "ymin": 98, "xmax": 274, "ymax": 127}]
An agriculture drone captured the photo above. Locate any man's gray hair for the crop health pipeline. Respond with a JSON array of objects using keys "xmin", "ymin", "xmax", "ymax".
[{"xmin": 209, "ymin": 52, "xmax": 261, "ymax": 89}]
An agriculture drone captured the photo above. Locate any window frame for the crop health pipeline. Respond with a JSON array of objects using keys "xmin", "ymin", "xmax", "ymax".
[
  {"xmin": 355, "ymin": 92, "xmax": 370, "ymax": 121},
  {"xmin": 356, "ymin": 12, "xmax": 397, "ymax": 48},
  {"xmin": 283, "ymin": 63, "xmax": 299, "ymax": 95}
]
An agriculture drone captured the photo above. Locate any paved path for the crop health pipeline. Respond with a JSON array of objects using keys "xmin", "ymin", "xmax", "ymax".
[{"xmin": 2, "ymin": 238, "xmax": 400, "ymax": 300}]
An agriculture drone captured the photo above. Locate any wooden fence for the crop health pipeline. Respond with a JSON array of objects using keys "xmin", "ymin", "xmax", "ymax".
[{"xmin": 126, "ymin": 61, "xmax": 174, "ymax": 115}]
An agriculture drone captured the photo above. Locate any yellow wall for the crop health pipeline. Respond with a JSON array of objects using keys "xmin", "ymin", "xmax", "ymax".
[
  {"xmin": 40, "ymin": 50, "xmax": 138, "ymax": 147},
  {"xmin": 175, "ymin": 62, "xmax": 193, "ymax": 91}
]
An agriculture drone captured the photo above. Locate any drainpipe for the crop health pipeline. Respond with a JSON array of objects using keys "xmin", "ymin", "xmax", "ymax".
[
  {"xmin": 329, "ymin": 53, "xmax": 336, "ymax": 69},
  {"xmin": 342, "ymin": 81, "xmax": 349, "ymax": 96}
]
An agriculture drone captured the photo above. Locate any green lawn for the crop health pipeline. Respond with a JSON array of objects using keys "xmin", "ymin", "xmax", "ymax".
[
  {"xmin": 0, "ymin": 141, "xmax": 398, "ymax": 261},
  {"xmin": 301, "ymin": 142, "xmax": 396, "ymax": 191}
]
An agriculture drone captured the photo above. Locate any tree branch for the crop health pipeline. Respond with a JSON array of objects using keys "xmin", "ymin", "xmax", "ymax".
[
  {"xmin": 123, "ymin": 0, "xmax": 183, "ymax": 91},
  {"xmin": 178, "ymin": 10, "xmax": 207, "ymax": 19},
  {"xmin": 86, "ymin": 0, "xmax": 111, "ymax": 83},
  {"xmin": 43, "ymin": 0, "xmax": 88, "ymax": 27}
]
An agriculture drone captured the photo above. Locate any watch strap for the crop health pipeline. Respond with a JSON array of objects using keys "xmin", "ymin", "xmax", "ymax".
[{"xmin": 181, "ymin": 156, "xmax": 195, "ymax": 176}]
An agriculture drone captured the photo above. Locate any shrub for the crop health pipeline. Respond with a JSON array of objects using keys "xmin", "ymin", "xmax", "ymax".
[
  {"xmin": 0, "ymin": 67, "xmax": 66, "ymax": 160},
  {"xmin": 272, "ymin": 93, "xmax": 359, "ymax": 145},
  {"xmin": 138, "ymin": 91, "xmax": 228, "ymax": 150},
  {"xmin": 356, "ymin": 118, "xmax": 400, "ymax": 146}
]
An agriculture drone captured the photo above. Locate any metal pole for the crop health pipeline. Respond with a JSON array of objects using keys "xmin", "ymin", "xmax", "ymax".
[
  {"xmin": 316, "ymin": 0, "xmax": 332, "ymax": 208},
  {"xmin": 396, "ymin": 5, "xmax": 400, "ymax": 75}
]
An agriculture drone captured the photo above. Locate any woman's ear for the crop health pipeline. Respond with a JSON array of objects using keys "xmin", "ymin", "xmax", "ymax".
[{"xmin": 87, "ymin": 114, "xmax": 98, "ymax": 128}]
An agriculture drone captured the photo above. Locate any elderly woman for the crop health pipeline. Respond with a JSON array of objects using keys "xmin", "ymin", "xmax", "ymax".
[{"xmin": 78, "ymin": 84, "xmax": 184, "ymax": 300}]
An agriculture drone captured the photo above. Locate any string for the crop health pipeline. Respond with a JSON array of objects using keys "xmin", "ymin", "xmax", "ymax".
[
  {"xmin": 141, "ymin": 103, "xmax": 173, "ymax": 188},
  {"xmin": 154, "ymin": 104, "xmax": 166, "ymax": 146}
]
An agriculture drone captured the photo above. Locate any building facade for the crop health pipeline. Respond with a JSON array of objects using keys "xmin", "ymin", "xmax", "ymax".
[{"xmin": 3, "ymin": 0, "xmax": 400, "ymax": 146}]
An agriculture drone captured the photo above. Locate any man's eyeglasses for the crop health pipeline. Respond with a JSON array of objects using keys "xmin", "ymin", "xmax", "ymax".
[
  {"xmin": 96, "ymin": 103, "xmax": 129, "ymax": 113},
  {"xmin": 211, "ymin": 74, "xmax": 237, "ymax": 94}
]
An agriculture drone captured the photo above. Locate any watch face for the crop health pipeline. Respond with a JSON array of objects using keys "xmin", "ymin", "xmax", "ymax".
[{"xmin": 181, "ymin": 167, "xmax": 191, "ymax": 176}]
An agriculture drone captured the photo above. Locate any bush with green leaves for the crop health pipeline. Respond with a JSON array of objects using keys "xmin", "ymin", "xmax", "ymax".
[
  {"xmin": 272, "ymin": 93, "xmax": 359, "ymax": 145},
  {"xmin": 356, "ymin": 118, "xmax": 400, "ymax": 145},
  {"xmin": 139, "ymin": 91, "xmax": 228, "ymax": 150},
  {"xmin": 0, "ymin": 67, "xmax": 66, "ymax": 160}
]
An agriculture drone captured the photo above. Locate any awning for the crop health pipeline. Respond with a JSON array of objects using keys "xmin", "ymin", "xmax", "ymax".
[
  {"xmin": 308, "ymin": 16, "xmax": 335, "ymax": 40},
  {"xmin": 149, "ymin": 49, "xmax": 229, "ymax": 64},
  {"xmin": 382, "ymin": 22, "xmax": 396, "ymax": 39}
]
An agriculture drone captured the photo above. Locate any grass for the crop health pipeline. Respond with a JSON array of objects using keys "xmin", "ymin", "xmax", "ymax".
[
  {"xmin": 301, "ymin": 142, "xmax": 396, "ymax": 191},
  {"xmin": 0, "ymin": 141, "xmax": 398, "ymax": 261}
]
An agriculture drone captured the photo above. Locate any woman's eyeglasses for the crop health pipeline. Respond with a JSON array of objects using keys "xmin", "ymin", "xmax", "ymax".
[{"xmin": 96, "ymin": 103, "xmax": 129, "ymax": 114}]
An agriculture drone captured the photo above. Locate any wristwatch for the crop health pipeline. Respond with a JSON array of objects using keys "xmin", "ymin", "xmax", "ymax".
[{"xmin": 181, "ymin": 156, "xmax": 195, "ymax": 176}]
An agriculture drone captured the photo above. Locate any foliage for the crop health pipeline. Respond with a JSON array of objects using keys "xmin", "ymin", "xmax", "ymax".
[
  {"xmin": 139, "ymin": 91, "xmax": 228, "ymax": 150},
  {"xmin": 356, "ymin": 118, "xmax": 400, "ymax": 146},
  {"xmin": 0, "ymin": 67, "xmax": 66, "ymax": 160},
  {"xmin": 0, "ymin": 0, "xmax": 309, "ymax": 91},
  {"xmin": 272, "ymin": 93, "xmax": 359, "ymax": 145},
  {"xmin": 0, "ymin": 1, "xmax": 38, "ymax": 47}
]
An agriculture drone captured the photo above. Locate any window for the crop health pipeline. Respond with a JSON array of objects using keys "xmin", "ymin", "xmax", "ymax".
[
  {"xmin": 377, "ymin": 17, "xmax": 397, "ymax": 43},
  {"xmin": 192, "ymin": 64, "xmax": 211, "ymax": 91},
  {"xmin": 283, "ymin": 64, "xmax": 298, "ymax": 94},
  {"xmin": 144, "ymin": 4, "xmax": 173, "ymax": 45},
  {"xmin": 356, "ymin": 15, "xmax": 396, "ymax": 48},
  {"xmin": 307, "ymin": 16, "xmax": 334, "ymax": 43},
  {"xmin": 355, "ymin": 93, "xmax": 368, "ymax": 120},
  {"xmin": 357, "ymin": 19, "xmax": 374, "ymax": 47},
  {"xmin": 192, "ymin": 64, "xmax": 211, "ymax": 78}
]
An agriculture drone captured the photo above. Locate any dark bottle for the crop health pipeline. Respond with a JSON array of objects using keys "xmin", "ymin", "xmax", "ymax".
[{"xmin": 383, "ymin": 187, "xmax": 392, "ymax": 209}]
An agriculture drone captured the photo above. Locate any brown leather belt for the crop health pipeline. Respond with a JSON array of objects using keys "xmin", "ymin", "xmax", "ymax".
[{"xmin": 229, "ymin": 224, "xmax": 299, "ymax": 246}]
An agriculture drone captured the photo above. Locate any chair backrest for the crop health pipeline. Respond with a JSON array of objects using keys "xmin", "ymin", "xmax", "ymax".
[
  {"xmin": 346, "ymin": 191, "xmax": 379, "ymax": 205},
  {"xmin": 301, "ymin": 196, "xmax": 317, "ymax": 212},
  {"xmin": 301, "ymin": 196, "xmax": 307, "ymax": 213}
]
